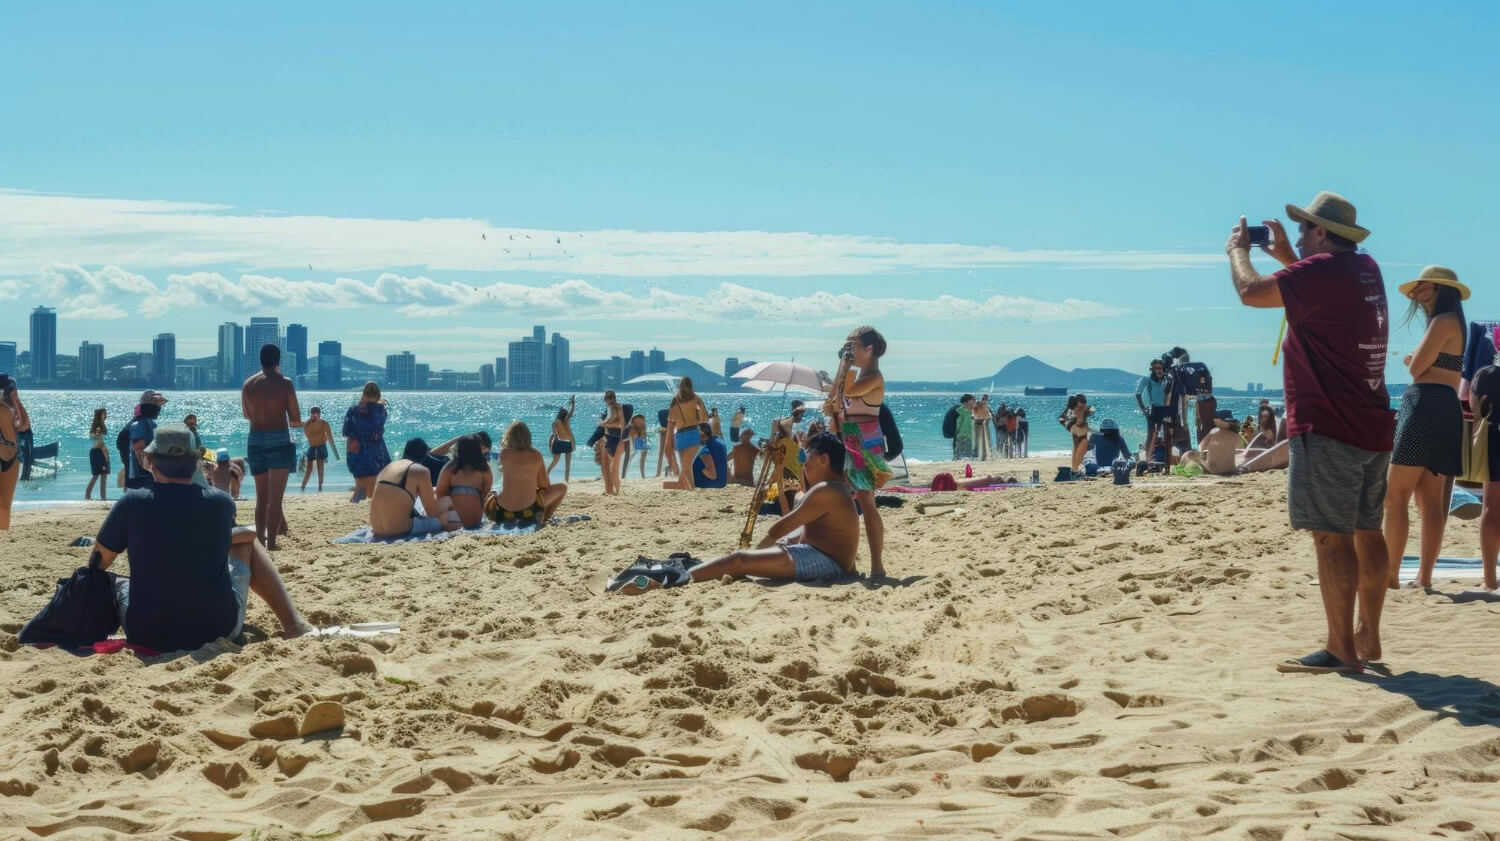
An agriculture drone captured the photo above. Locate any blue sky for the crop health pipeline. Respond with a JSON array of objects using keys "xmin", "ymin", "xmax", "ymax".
[{"xmin": 2, "ymin": 2, "xmax": 1497, "ymax": 383}]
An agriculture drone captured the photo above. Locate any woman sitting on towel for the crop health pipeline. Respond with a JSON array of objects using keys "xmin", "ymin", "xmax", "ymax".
[
  {"xmin": 435, "ymin": 434, "xmax": 493, "ymax": 529},
  {"xmin": 369, "ymin": 454, "xmax": 461, "ymax": 540},
  {"xmin": 485, "ymin": 421, "xmax": 568, "ymax": 528}
]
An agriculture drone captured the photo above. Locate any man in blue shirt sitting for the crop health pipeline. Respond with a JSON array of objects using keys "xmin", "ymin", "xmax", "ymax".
[{"xmin": 92, "ymin": 424, "xmax": 313, "ymax": 652}]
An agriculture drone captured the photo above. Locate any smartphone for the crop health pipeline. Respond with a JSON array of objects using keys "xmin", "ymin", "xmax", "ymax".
[{"xmin": 1247, "ymin": 225, "xmax": 1271, "ymax": 247}]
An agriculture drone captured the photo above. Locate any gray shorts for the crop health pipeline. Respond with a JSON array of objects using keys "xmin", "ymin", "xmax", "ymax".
[
  {"xmin": 783, "ymin": 542, "xmax": 847, "ymax": 582},
  {"xmin": 1288, "ymin": 433, "xmax": 1390, "ymax": 535},
  {"xmin": 115, "ymin": 556, "xmax": 251, "ymax": 642}
]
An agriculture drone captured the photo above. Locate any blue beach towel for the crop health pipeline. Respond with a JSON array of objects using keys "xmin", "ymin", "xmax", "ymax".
[{"xmin": 332, "ymin": 514, "xmax": 592, "ymax": 544}]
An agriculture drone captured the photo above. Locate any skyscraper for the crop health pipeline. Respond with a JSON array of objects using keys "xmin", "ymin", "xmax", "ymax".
[
  {"xmin": 78, "ymin": 341, "xmax": 105, "ymax": 385},
  {"xmin": 286, "ymin": 324, "xmax": 309, "ymax": 376},
  {"xmin": 724, "ymin": 357, "xmax": 741, "ymax": 381},
  {"xmin": 29, "ymin": 306, "xmax": 57, "ymax": 383},
  {"xmin": 550, "ymin": 332, "xmax": 570, "ymax": 391},
  {"xmin": 532, "ymin": 325, "xmax": 546, "ymax": 344},
  {"xmin": 493, "ymin": 357, "xmax": 507, "ymax": 388},
  {"xmin": 507, "ymin": 339, "xmax": 544, "ymax": 390},
  {"xmin": 385, "ymin": 351, "xmax": 417, "ymax": 389},
  {"xmin": 0, "ymin": 341, "xmax": 17, "ymax": 377},
  {"xmin": 628, "ymin": 350, "xmax": 646, "ymax": 380},
  {"xmin": 217, "ymin": 322, "xmax": 245, "ymax": 385},
  {"xmin": 479, "ymin": 363, "xmax": 495, "ymax": 389},
  {"xmin": 151, "ymin": 333, "xmax": 177, "ymax": 388},
  {"xmin": 317, "ymin": 341, "xmax": 343, "ymax": 388},
  {"xmin": 245, "ymin": 317, "xmax": 279, "ymax": 368},
  {"xmin": 648, "ymin": 348, "xmax": 666, "ymax": 374},
  {"xmin": 414, "ymin": 363, "xmax": 430, "ymax": 388}
]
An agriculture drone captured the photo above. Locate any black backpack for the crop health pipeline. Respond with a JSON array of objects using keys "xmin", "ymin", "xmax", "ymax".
[
  {"xmin": 115, "ymin": 424, "xmax": 131, "ymax": 464},
  {"xmin": 941, "ymin": 406, "xmax": 959, "ymax": 439},
  {"xmin": 19, "ymin": 563, "xmax": 120, "ymax": 648},
  {"xmin": 880, "ymin": 404, "xmax": 903, "ymax": 458},
  {"xmin": 1173, "ymin": 362, "xmax": 1213, "ymax": 397}
]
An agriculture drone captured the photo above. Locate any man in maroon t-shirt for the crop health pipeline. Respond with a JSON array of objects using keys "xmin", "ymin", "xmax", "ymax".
[{"xmin": 1227, "ymin": 191, "xmax": 1394, "ymax": 676}]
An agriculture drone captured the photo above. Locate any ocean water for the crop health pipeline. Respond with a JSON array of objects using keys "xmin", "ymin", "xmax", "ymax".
[{"xmin": 9, "ymin": 390, "xmax": 1278, "ymax": 505}]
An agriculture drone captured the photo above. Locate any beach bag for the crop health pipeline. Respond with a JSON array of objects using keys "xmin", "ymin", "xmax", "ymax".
[
  {"xmin": 941, "ymin": 406, "xmax": 959, "ymax": 439},
  {"xmin": 19, "ymin": 563, "xmax": 121, "ymax": 648},
  {"xmin": 1461, "ymin": 409, "xmax": 1490, "ymax": 484},
  {"xmin": 930, "ymin": 472, "xmax": 958, "ymax": 491},
  {"xmin": 879, "ymin": 404, "xmax": 903, "ymax": 458}
]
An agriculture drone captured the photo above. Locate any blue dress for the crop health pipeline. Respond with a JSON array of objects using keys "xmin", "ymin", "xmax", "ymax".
[{"xmin": 342, "ymin": 403, "xmax": 391, "ymax": 478}]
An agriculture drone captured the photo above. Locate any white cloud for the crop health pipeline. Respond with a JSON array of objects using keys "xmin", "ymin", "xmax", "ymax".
[
  {"xmin": 0, "ymin": 188, "xmax": 1221, "ymax": 278},
  {"xmin": 13, "ymin": 267, "xmax": 1124, "ymax": 325}
]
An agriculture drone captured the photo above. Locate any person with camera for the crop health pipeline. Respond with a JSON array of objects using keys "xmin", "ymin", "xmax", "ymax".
[
  {"xmin": 1135, "ymin": 358, "xmax": 1175, "ymax": 467},
  {"xmin": 1227, "ymin": 191, "xmax": 1395, "ymax": 675}
]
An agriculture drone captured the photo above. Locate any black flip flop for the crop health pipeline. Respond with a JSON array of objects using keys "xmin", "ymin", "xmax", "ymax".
[{"xmin": 1276, "ymin": 649, "xmax": 1363, "ymax": 674}]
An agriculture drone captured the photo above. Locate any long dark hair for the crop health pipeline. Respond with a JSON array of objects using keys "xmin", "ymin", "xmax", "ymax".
[
  {"xmin": 451, "ymin": 435, "xmax": 489, "ymax": 473},
  {"xmin": 1406, "ymin": 284, "xmax": 1467, "ymax": 350}
]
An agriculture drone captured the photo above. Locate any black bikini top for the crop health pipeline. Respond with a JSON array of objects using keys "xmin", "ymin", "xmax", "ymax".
[{"xmin": 1433, "ymin": 351, "xmax": 1463, "ymax": 372}]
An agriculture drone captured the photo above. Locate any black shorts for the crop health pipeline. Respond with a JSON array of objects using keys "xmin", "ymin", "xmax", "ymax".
[
  {"xmin": 89, "ymin": 449, "xmax": 110, "ymax": 476},
  {"xmin": 551, "ymin": 439, "xmax": 574, "ymax": 455},
  {"xmin": 1148, "ymin": 405, "xmax": 1178, "ymax": 426}
]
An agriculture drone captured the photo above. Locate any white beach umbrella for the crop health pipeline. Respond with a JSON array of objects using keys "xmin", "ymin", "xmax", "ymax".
[{"xmin": 731, "ymin": 361, "xmax": 824, "ymax": 394}]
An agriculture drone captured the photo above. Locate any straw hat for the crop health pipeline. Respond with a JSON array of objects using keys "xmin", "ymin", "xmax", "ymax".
[
  {"xmin": 1285, "ymin": 191, "xmax": 1370, "ymax": 243},
  {"xmin": 1398, "ymin": 265, "xmax": 1469, "ymax": 301}
]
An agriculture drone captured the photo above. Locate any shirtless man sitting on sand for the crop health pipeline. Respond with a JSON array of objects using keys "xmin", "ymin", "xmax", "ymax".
[
  {"xmin": 300, "ymin": 407, "xmax": 339, "ymax": 492},
  {"xmin": 241, "ymin": 344, "xmax": 302, "ymax": 549},
  {"xmin": 206, "ymin": 449, "xmax": 246, "ymax": 498},
  {"xmin": 619, "ymin": 433, "xmax": 859, "ymax": 593},
  {"xmin": 486, "ymin": 421, "xmax": 568, "ymax": 528}
]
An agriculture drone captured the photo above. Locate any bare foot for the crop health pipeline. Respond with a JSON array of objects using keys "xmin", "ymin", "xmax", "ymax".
[
  {"xmin": 1354, "ymin": 626, "xmax": 1381, "ymax": 662},
  {"xmin": 283, "ymin": 620, "xmax": 316, "ymax": 639}
]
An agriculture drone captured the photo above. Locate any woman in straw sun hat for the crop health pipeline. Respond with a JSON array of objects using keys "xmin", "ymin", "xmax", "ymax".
[{"xmin": 1384, "ymin": 264, "xmax": 1467, "ymax": 590}]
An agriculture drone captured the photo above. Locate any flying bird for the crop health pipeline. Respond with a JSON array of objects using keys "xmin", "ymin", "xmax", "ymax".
[
  {"xmin": 482, "ymin": 233, "xmax": 487, "ymax": 240},
  {"xmin": 555, "ymin": 237, "xmax": 561, "ymax": 245},
  {"xmin": 308, "ymin": 264, "xmax": 313, "ymax": 271}
]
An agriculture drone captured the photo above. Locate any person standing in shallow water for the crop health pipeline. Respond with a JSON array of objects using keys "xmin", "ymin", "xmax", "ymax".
[
  {"xmin": 242, "ymin": 343, "xmax": 302, "ymax": 550},
  {"xmin": 86, "ymin": 408, "xmax": 110, "ymax": 501},
  {"xmin": 1228, "ymin": 191, "xmax": 1394, "ymax": 675}
]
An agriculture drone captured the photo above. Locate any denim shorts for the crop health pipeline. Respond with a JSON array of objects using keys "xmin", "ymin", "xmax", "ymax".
[{"xmin": 115, "ymin": 556, "xmax": 251, "ymax": 642}]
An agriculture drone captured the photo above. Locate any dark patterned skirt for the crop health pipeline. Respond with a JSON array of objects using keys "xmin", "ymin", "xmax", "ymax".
[{"xmin": 1391, "ymin": 383, "xmax": 1462, "ymax": 476}]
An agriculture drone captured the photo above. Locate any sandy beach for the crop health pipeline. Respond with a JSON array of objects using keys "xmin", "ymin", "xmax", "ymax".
[{"xmin": 2, "ymin": 461, "xmax": 1498, "ymax": 840}]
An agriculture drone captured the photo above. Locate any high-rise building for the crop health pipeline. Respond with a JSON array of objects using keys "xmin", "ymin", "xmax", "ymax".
[
  {"xmin": 216, "ymin": 322, "xmax": 245, "ymax": 385},
  {"xmin": 385, "ymin": 351, "xmax": 417, "ymax": 389},
  {"xmin": 493, "ymin": 357, "xmax": 507, "ymax": 388},
  {"xmin": 0, "ymin": 341, "xmax": 16, "ymax": 377},
  {"xmin": 532, "ymin": 325, "xmax": 546, "ymax": 344},
  {"xmin": 317, "ymin": 341, "xmax": 343, "ymax": 388},
  {"xmin": 648, "ymin": 348, "xmax": 666, "ymax": 374},
  {"xmin": 479, "ymin": 363, "xmax": 495, "ymax": 390},
  {"xmin": 176, "ymin": 365, "xmax": 210, "ymax": 390},
  {"xmin": 29, "ymin": 306, "xmax": 57, "ymax": 383},
  {"xmin": 550, "ymin": 332, "xmax": 570, "ymax": 391},
  {"xmin": 507, "ymin": 339, "xmax": 544, "ymax": 390},
  {"xmin": 580, "ymin": 364, "xmax": 604, "ymax": 390},
  {"xmin": 609, "ymin": 355, "xmax": 624, "ymax": 387},
  {"xmin": 281, "ymin": 351, "xmax": 300, "ymax": 378},
  {"xmin": 724, "ymin": 357, "xmax": 741, "ymax": 381},
  {"xmin": 286, "ymin": 324, "xmax": 309, "ymax": 376},
  {"xmin": 78, "ymin": 341, "xmax": 105, "ymax": 385},
  {"xmin": 151, "ymin": 333, "xmax": 177, "ymax": 388},
  {"xmin": 414, "ymin": 363, "xmax": 430, "ymax": 388},
  {"xmin": 628, "ymin": 350, "xmax": 646, "ymax": 380},
  {"xmin": 245, "ymin": 317, "xmax": 279, "ymax": 368}
]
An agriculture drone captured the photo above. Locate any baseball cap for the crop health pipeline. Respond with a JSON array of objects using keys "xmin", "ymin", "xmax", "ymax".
[
  {"xmin": 216, "ymin": 448, "xmax": 230, "ymax": 464},
  {"xmin": 1100, "ymin": 418, "xmax": 1119, "ymax": 432},
  {"xmin": 144, "ymin": 424, "xmax": 196, "ymax": 457},
  {"xmin": 139, "ymin": 390, "xmax": 167, "ymax": 406}
]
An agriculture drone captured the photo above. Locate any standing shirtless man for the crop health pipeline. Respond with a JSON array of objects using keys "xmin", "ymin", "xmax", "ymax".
[
  {"xmin": 300, "ymin": 407, "xmax": 339, "ymax": 492},
  {"xmin": 241, "ymin": 344, "xmax": 302, "ymax": 549}
]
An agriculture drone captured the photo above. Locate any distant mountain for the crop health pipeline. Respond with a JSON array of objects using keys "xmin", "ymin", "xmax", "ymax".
[{"xmin": 884, "ymin": 355, "xmax": 1142, "ymax": 394}]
